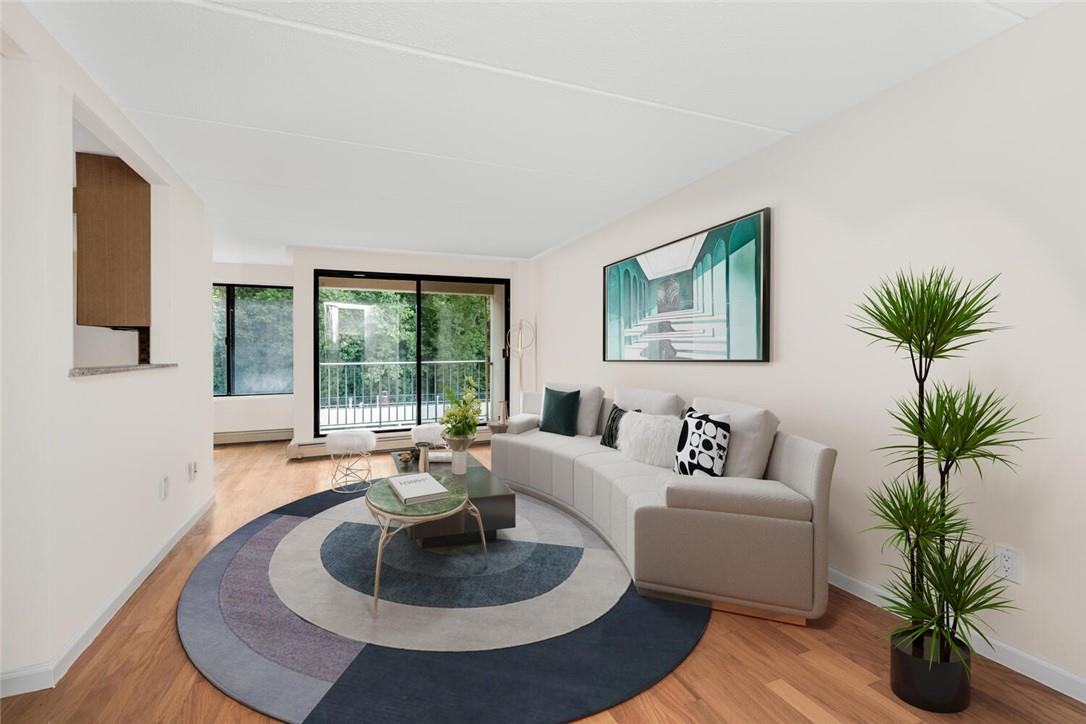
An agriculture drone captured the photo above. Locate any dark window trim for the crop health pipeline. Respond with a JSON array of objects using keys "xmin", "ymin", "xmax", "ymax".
[
  {"xmin": 214, "ymin": 282, "xmax": 294, "ymax": 397},
  {"xmin": 312, "ymin": 269, "xmax": 512, "ymax": 439}
]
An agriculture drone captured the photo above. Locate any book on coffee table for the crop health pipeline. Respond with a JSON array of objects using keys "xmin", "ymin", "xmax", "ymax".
[{"xmin": 388, "ymin": 472, "xmax": 449, "ymax": 506}]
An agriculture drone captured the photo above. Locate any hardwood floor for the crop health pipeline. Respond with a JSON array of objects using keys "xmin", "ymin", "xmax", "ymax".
[{"xmin": 3, "ymin": 441, "xmax": 1083, "ymax": 723}]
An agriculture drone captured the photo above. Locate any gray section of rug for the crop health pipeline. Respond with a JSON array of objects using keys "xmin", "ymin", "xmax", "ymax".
[
  {"xmin": 177, "ymin": 514, "xmax": 333, "ymax": 723},
  {"xmin": 220, "ymin": 515, "xmax": 364, "ymax": 680},
  {"xmin": 268, "ymin": 505, "xmax": 630, "ymax": 651}
]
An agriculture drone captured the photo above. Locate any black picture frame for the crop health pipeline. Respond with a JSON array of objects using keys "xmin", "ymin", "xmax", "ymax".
[{"xmin": 602, "ymin": 208, "xmax": 770, "ymax": 363}]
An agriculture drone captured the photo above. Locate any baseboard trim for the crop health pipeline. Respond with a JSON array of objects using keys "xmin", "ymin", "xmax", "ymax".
[
  {"xmin": 214, "ymin": 428, "xmax": 293, "ymax": 445},
  {"xmin": 0, "ymin": 495, "xmax": 215, "ymax": 698},
  {"xmin": 829, "ymin": 567, "xmax": 1086, "ymax": 704},
  {"xmin": 0, "ymin": 665, "xmax": 53, "ymax": 699}
]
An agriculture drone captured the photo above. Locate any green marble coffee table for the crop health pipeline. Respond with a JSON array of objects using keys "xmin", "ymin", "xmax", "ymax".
[{"xmin": 364, "ymin": 472, "xmax": 487, "ymax": 614}]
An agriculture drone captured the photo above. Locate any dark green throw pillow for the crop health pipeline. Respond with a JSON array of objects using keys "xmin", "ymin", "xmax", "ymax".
[{"xmin": 540, "ymin": 387, "xmax": 580, "ymax": 436}]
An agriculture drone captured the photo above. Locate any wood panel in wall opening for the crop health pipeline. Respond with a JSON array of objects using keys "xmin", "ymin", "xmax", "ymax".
[{"xmin": 74, "ymin": 152, "xmax": 151, "ymax": 328}]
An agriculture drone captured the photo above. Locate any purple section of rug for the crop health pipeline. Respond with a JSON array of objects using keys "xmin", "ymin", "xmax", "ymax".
[{"xmin": 219, "ymin": 515, "xmax": 364, "ymax": 682}]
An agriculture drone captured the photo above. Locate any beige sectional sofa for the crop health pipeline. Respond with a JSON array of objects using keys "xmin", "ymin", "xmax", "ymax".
[{"xmin": 490, "ymin": 386, "xmax": 837, "ymax": 622}]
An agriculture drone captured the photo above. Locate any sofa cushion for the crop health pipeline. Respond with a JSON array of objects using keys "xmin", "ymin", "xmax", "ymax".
[
  {"xmin": 661, "ymin": 473, "xmax": 812, "ymax": 522},
  {"xmin": 596, "ymin": 397, "xmax": 615, "ymax": 435},
  {"xmin": 674, "ymin": 409, "xmax": 731, "ymax": 477},
  {"xmin": 691, "ymin": 396, "xmax": 780, "ymax": 479},
  {"xmin": 505, "ymin": 414, "xmax": 539, "ymax": 434},
  {"xmin": 551, "ymin": 437, "xmax": 617, "ymax": 506},
  {"xmin": 583, "ymin": 459, "xmax": 660, "ymax": 535},
  {"xmin": 521, "ymin": 390, "xmax": 543, "ymax": 415},
  {"xmin": 503, "ymin": 430, "xmax": 604, "ymax": 459},
  {"xmin": 540, "ymin": 387, "xmax": 580, "ymax": 436},
  {"xmin": 611, "ymin": 478, "xmax": 667, "ymax": 571},
  {"xmin": 494, "ymin": 429, "xmax": 603, "ymax": 498},
  {"xmin": 615, "ymin": 387, "xmax": 683, "ymax": 417},
  {"xmin": 616, "ymin": 412, "xmax": 683, "ymax": 468},
  {"xmin": 545, "ymin": 382, "xmax": 605, "ymax": 437}
]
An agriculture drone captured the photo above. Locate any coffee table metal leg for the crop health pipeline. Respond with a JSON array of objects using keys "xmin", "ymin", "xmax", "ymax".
[
  {"xmin": 373, "ymin": 515, "xmax": 391, "ymax": 614},
  {"xmin": 467, "ymin": 502, "xmax": 488, "ymax": 568}
]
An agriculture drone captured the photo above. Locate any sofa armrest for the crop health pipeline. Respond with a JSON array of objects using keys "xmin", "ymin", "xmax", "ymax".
[
  {"xmin": 763, "ymin": 432, "xmax": 837, "ymax": 618},
  {"xmin": 505, "ymin": 414, "xmax": 540, "ymax": 434},
  {"xmin": 661, "ymin": 473, "xmax": 812, "ymax": 522},
  {"xmin": 764, "ymin": 433, "xmax": 836, "ymax": 507}
]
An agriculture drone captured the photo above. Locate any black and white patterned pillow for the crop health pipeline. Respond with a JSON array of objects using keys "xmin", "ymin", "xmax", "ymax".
[
  {"xmin": 599, "ymin": 404, "xmax": 640, "ymax": 449},
  {"xmin": 674, "ymin": 408, "xmax": 731, "ymax": 476}
]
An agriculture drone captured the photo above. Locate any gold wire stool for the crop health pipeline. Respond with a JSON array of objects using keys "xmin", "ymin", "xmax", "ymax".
[{"xmin": 327, "ymin": 429, "xmax": 377, "ymax": 494}]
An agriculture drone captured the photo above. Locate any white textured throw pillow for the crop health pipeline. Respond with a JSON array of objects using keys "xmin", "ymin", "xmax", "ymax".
[{"xmin": 616, "ymin": 411, "xmax": 683, "ymax": 468}]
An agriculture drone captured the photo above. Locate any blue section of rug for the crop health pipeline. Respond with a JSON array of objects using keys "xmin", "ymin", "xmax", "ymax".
[
  {"xmin": 303, "ymin": 584, "xmax": 710, "ymax": 724},
  {"xmin": 271, "ymin": 488, "xmax": 366, "ymax": 518},
  {"xmin": 320, "ymin": 521, "xmax": 583, "ymax": 608}
]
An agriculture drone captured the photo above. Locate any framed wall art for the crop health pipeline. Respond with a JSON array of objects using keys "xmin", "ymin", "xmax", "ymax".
[{"xmin": 603, "ymin": 208, "xmax": 769, "ymax": 362}]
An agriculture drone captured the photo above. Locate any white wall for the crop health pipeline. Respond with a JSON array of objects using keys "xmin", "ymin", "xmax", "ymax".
[
  {"xmin": 1, "ymin": 2, "xmax": 213, "ymax": 693},
  {"xmin": 212, "ymin": 262, "xmax": 294, "ymax": 434},
  {"xmin": 72, "ymin": 325, "xmax": 139, "ymax": 367},
  {"xmin": 529, "ymin": 5, "xmax": 1085, "ymax": 683},
  {"xmin": 213, "ymin": 261, "xmax": 291, "ymax": 287},
  {"xmin": 215, "ymin": 394, "xmax": 294, "ymax": 435},
  {"xmin": 289, "ymin": 247, "xmax": 530, "ymax": 446}
]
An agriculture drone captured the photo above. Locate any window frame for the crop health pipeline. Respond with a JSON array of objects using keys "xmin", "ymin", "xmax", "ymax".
[
  {"xmin": 213, "ymin": 282, "xmax": 294, "ymax": 397},
  {"xmin": 312, "ymin": 269, "xmax": 511, "ymax": 438}
]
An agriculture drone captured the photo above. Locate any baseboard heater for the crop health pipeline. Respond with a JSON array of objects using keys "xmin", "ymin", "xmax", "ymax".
[{"xmin": 214, "ymin": 428, "xmax": 294, "ymax": 445}]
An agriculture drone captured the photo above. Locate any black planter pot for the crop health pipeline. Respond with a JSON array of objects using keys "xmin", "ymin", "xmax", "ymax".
[{"xmin": 890, "ymin": 634, "xmax": 971, "ymax": 713}]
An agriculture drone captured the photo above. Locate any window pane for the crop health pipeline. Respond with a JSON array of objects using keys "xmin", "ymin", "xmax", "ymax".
[
  {"xmin": 419, "ymin": 282, "xmax": 495, "ymax": 425},
  {"xmin": 316, "ymin": 276, "xmax": 416, "ymax": 432},
  {"xmin": 233, "ymin": 286, "xmax": 293, "ymax": 394},
  {"xmin": 212, "ymin": 286, "xmax": 227, "ymax": 395}
]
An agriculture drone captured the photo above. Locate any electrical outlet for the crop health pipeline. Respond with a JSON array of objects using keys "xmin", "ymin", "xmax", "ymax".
[
  {"xmin": 992, "ymin": 544, "xmax": 1024, "ymax": 584},
  {"xmin": 160, "ymin": 475, "xmax": 170, "ymax": 501}
]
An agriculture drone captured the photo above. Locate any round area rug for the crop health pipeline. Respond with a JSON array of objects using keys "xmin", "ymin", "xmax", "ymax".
[{"xmin": 178, "ymin": 484, "xmax": 709, "ymax": 723}]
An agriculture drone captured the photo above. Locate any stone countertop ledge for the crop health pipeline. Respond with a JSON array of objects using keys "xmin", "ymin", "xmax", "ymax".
[{"xmin": 69, "ymin": 363, "xmax": 179, "ymax": 378}]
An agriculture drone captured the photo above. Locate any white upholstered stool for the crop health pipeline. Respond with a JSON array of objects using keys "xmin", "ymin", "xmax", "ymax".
[
  {"xmin": 411, "ymin": 423, "xmax": 452, "ymax": 464},
  {"xmin": 326, "ymin": 429, "xmax": 378, "ymax": 494},
  {"xmin": 410, "ymin": 423, "xmax": 444, "ymax": 447}
]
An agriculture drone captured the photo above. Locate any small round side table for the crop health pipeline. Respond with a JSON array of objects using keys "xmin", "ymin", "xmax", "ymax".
[{"xmin": 363, "ymin": 473, "xmax": 487, "ymax": 614}]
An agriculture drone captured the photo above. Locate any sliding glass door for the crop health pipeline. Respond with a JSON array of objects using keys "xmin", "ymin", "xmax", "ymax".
[
  {"xmin": 315, "ymin": 271, "xmax": 509, "ymax": 436},
  {"xmin": 316, "ymin": 276, "xmax": 417, "ymax": 431},
  {"xmin": 420, "ymin": 279, "xmax": 505, "ymax": 425}
]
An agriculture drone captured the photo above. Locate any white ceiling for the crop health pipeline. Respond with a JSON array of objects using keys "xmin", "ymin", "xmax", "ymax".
[{"xmin": 28, "ymin": 1, "xmax": 1055, "ymax": 262}]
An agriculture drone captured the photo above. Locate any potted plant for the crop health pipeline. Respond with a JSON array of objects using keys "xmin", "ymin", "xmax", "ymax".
[
  {"xmin": 852, "ymin": 268, "xmax": 1032, "ymax": 713},
  {"xmin": 440, "ymin": 376, "xmax": 483, "ymax": 475}
]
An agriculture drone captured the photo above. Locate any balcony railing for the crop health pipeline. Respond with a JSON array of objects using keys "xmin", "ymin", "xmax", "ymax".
[{"xmin": 318, "ymin": 359, "xmax": 490, "ymax": 431}]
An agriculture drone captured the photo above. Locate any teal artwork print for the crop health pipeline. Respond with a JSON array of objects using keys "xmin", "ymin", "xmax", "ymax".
[{"xmin": 603, "ymin": 209, "xmax": 769, "ymax": 361}]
